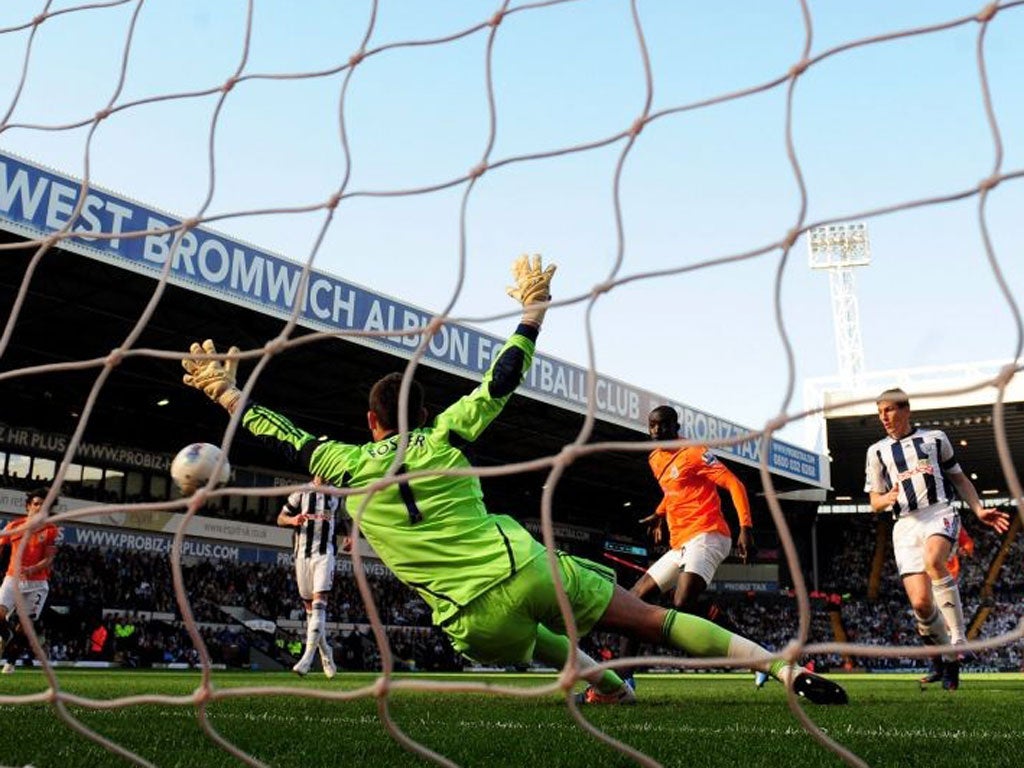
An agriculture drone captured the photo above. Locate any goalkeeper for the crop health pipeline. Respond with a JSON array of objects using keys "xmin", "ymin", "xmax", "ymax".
[{"xmin": 181, "ymin": 254, "xmax": 847, "ymax": 706}]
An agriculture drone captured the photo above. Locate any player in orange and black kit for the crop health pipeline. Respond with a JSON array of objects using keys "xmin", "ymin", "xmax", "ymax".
[
  {"xmin": 634, "ymin": 406, "xmax": 753, "ymax": 613},
  {"xmin": 619, "ymin": 406, "xmax": 754, "ymax": 686},
  {"xmin": 0, "ymin": 488, "xmax": 59, "ymax": 674}
]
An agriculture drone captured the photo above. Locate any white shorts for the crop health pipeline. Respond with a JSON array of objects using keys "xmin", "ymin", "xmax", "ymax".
[
  {"xmin": 892, "ymin": 504, "xmax": 960, "ymax": 576},
  {"xmin": 295, "ymin": 553, "xmax": 335, "ymax": 600},
  {"xmin": 646, "ymin": 531, "xmax": 732, "ymax": 590},
  {"xmin": 0, "ymin": 576, "xmax": 49, "ymax": 621}
]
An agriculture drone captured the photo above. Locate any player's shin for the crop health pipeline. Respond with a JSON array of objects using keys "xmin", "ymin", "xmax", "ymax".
[
  {"xmin": 661, "ymin": 610, "xmax": 786, "ymax": 681},
  {"xmin": 309, "ymin": 600, "xmax": 326, "ymax": 638},
  {"xmin": 295, "ymin": 602, "xmax": 326, "ymax": 672},
  {"xmin": 931, "ymin": 576, "xmax": 966, "ymax": 645},
  {"xmin": 659, "ymin": 612, "xmax": 847, "ymax": 704},
  {"xmin": 533, "ymin": 625, "xmax": 624, "ymax": 694},
  {"xmin": 314, "ymin": 602, "xmax": 334, "ymax": 671},
  {"xmin": 305, "ymin": 600, "xmax": 326, "ymax": 652},
  {"xmin": 915, "ymin": 606, "xmax": 955, "ymax": 661},
  {"xmin": 617, "ymin": 635, "xmax": 639, "ymax": 683},
  {"xmin": 1, "ymin": 617, "xmax": 19, "ymax": 664}
]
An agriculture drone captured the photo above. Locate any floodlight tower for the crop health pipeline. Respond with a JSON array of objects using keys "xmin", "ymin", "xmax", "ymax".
[{"xmin": 808, "ymin": 222, "xmax": 871, "ymax": 387}]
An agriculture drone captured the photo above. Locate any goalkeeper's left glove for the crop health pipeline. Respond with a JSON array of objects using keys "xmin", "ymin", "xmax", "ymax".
[
  {"xmin": 506, "ymin": 253, "xmax": 556, "ymax": 327},
  {"xmin": 182, "ymin": 339, "xmax": 243, "ymax": 412}
]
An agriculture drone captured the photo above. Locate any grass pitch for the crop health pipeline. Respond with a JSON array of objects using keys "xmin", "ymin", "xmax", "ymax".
[{"xmin": 1, "ymin": 670, "xmax": 1021, "ymax": 767}]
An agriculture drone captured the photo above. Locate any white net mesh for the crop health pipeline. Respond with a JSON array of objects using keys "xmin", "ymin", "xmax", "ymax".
[{"xmin": 1, "ymin": 2, "xmax": 1022, "ymax": 766}]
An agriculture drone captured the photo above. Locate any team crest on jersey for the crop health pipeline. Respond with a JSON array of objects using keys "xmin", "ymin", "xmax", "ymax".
[
  {"xmin": 898, "ymin": 459, "xmax": 934, "ymax": 482},
  {"xmin": 701, "ymin": 450, "xmax": 718, "ymax": 466}
]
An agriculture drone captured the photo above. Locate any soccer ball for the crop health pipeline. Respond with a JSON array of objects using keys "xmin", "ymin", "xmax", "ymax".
[{"xmin": 170, "ymin": 442, "xmax": 230, "ymax": 494}]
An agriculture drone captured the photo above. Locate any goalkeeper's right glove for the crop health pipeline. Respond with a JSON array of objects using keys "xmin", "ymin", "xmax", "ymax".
[
  {"xmin": 506, "ymin": 253, "xmax": 556, "ymax": 327},
  {"xmin": 182, "ymin": 339, "xmax": 243, "ymax": 412}
]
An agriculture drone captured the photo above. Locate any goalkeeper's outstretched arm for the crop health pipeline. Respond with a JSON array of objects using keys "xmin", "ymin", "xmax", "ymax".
[
  {"xmin": 178, "ymin": 253, "xmax": 558, "ymax": 466},
  {"xmin": 506, "ymin": 252, "xmax": 556, "ymax": 328},
  {"xmin": 433, "ymin": 254, "xmax": 557, "ymax": 443},
  {"xmin": 181, "ymin": 339, "xmax": 243, "ymax": 414}
]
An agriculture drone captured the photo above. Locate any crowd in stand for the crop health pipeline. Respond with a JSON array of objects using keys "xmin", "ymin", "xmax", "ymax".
[
  {"xmin": 8, "ymin": 509, "xmax": 1022, "ymax": 675},
  {"xmin": 34, "ymin": 543, "xmax": 461, "ymax": 672},
  {"xmin": 814, "ymin": 511, "xmax": 1023, "ymax": 672}
]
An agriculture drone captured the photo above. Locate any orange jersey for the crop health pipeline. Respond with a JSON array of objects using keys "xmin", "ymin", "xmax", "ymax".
[
  {"xmin": 946, "ymin": 554, "xmax": 961, "ymax": 582},
  {"xmin": 1, "ymin": 517, "xmax": 59, "ymax": 580},
  {"xmin": 947, "ymin": 527, "xmax": 975, "ymax": 581},
  {"xmin": 649, "ymin": 446, "xmax": 752, "ymax": 549}
]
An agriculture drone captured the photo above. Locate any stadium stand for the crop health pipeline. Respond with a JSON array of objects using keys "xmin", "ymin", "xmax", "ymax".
[{"xmin": 4, "ymin": 513, "xmax": 1015, "ymax": 674}]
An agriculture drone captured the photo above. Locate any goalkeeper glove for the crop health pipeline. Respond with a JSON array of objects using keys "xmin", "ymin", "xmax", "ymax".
[
  {"xmin": 506, "ymin": 253, "xmax": 556, "ymax": 327},
  {"xmin": 182, "ymin": 339, "xmax": 243, "ymax": 412}
]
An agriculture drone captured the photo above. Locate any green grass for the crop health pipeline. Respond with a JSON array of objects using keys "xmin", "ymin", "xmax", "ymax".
[{"xmin": 1, "ymin": 670, "xmax": 1022, "ymax": 767}]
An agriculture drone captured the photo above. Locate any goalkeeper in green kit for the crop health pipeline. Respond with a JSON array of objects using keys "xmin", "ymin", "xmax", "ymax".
[{"xmin": 181, "ymin": 254, "xmax": 847, "ymax": 706}]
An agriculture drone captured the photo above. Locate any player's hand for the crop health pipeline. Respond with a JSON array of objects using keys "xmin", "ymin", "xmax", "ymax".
[
  {"xmin": 638, "ymin": 512, "xmax": 663, "ymax": 543},
  {"xmin": 507, "ymin": 253, "xmax": 556, "ymax": 327},
  {"xmin": 646, "ymin": 517, "xmax": 664, "ymax": 545},
  {"xmin": 880, "ymin": 486, "xmax": 899, "ymax": 509},
  {"xmin": 182, "ymin": 339, "xmax": 243, "ymax": 412},
  {"xmin": 736, "ymin": 527, "xmax": 755, "ymax": 564},
  {"xmin": 976, "ymin": 506, "xmax": 1010, "ymax": 534}
]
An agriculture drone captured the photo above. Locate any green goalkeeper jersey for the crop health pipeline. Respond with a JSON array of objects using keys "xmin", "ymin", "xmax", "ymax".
[{"xmin": 241, "ymin": 327, "xmax": 545, "ymax": 625}]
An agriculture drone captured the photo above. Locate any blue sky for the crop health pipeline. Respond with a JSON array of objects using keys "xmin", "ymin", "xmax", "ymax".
[{"xmin": 1, "ymin": 0, "xmax": 1022, "ymax": 448}]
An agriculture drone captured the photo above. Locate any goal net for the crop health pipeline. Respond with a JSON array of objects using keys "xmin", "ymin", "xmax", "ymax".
[{"xmin": 0, "ymin": 1, "xmax": 1022, "ymax": 766}]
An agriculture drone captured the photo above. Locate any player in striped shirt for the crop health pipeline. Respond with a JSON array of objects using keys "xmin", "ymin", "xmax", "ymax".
[
  {"xmin": 278, "ymin": 476, "xmax": 343, "ymax": 678},
  {"xmin": 181, "ymin": 255, "xmax": 847, "ymax": 706},
  {"xmin": 865, "ymin": 388, "xmax": 1009, "ymax": 690}
]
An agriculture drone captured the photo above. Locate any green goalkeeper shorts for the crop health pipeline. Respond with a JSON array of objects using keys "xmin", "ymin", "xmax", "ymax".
[{"xmin": 442, "ymin": 552, "xmax": 616, "ymax": 666}]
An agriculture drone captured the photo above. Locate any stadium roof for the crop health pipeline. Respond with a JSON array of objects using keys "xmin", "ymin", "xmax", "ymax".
[
  {"xmin": 0, "ymin": 149, "xmax": 828, "ymax": 540},
  {"xmin": 815, "ymin": 374, "xmax": 1024, "ymax": 505}
]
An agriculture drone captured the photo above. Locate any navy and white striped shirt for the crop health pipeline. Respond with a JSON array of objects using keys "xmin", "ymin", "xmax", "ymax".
[
  {"xmin": 864, "ymin": 427, "xmax": 961, "ymax": 516},
  {"xmin": 284, "ymin": 491, "xmax": 341, "ymax": 559}
]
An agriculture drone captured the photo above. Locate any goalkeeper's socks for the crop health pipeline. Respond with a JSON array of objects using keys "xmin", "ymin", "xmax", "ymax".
[
  {"xmin": 661, "ymin": 609, "xmax": 788, "ymax": 680},
  {"xmin": 661, "ymin": 609, "xmax": 732, "ymax": 658},
  {"xmin": 533, "ymin": 625, "xmax": 625, "ymax": 694}
]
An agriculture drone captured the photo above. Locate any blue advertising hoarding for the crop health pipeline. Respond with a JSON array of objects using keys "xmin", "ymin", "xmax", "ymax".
[{"xmin": 0, "ymin": 151, "xmax": 825, "ymax": 486}]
